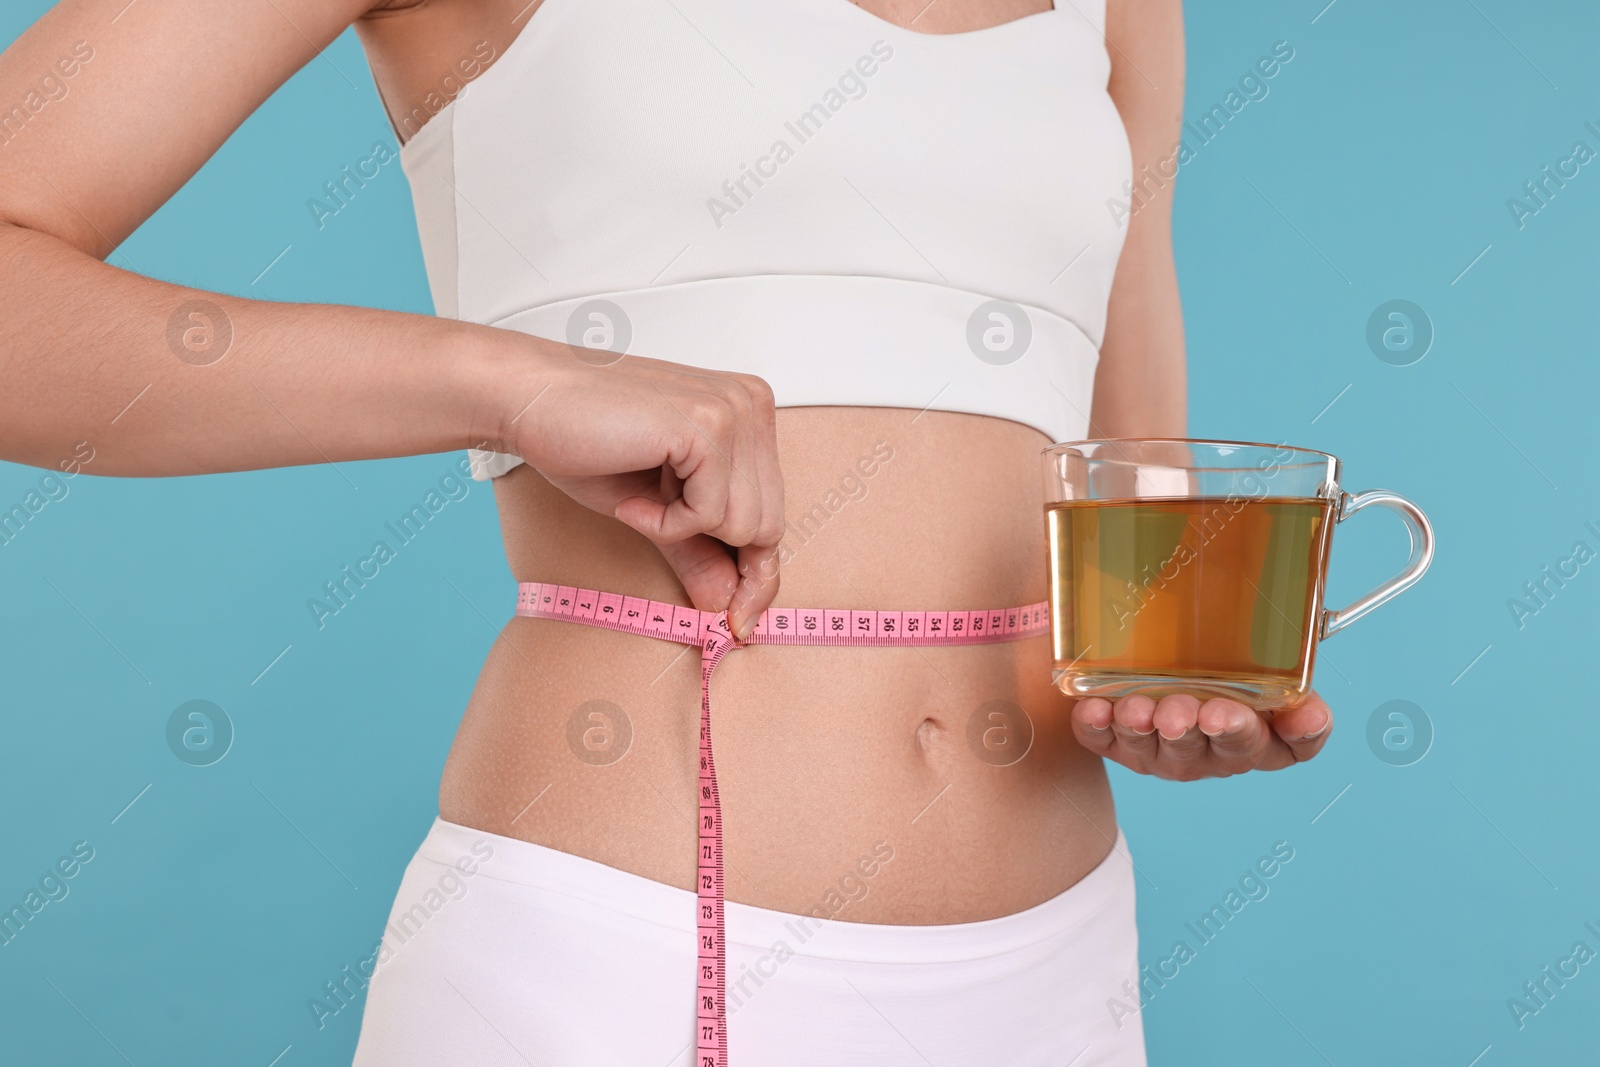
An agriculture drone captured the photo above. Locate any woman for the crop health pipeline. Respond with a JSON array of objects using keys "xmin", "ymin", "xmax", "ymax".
[{"xmin": 0, "ymin": 0, "xmax": 1333, "ymax": 1062}]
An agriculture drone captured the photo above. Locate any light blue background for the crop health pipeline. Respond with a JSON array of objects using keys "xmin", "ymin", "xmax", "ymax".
[{"xmin": 1, "ymin": 2, "xmax": 1596, "ymax": 1064}]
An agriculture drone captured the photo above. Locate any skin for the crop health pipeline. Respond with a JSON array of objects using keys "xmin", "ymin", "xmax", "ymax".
[{"xmin": 0, "ymin": 0, "xmax": 1330, "ymax": 924}]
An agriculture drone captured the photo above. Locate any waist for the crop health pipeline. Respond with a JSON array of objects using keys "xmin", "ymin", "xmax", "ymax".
[{"xmin": 444, "ymin": 406, "xmax": 1115, "ymax": 924}]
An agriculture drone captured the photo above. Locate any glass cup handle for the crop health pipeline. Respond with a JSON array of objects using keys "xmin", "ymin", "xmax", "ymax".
[{"xmin": 1320, "ymin": 489, "xmax": 1434, "ymax": 639}]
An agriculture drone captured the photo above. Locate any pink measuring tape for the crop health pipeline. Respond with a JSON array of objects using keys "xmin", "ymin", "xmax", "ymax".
[{"xmin": 515, "ymin": 581, "xmax": 1050, "ymax": 1066}]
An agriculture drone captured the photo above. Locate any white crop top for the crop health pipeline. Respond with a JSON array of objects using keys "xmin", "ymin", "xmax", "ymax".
[{"xmin": 398, "ymin": 0, "xmax": 1132, "ymax": 479}]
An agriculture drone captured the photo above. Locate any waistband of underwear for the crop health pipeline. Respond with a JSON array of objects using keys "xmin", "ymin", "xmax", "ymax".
[{"xmin": 413, "ymin": 816, "xmax": 1133, "ymax": 965}]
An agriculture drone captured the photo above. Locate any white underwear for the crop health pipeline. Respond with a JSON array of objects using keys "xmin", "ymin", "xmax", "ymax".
[{"xmin": 351, "ymin": 818, "xmax": 1147, "ymax": 1065}]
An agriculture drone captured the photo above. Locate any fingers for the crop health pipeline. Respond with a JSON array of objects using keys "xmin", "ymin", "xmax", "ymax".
[
  {"xmin": 1150, "ymin": 695, "xmax": 1209, "ymax": 770},
  {"xmin": 731, "ymin": 384, "xmax": 778, "ymax": 631},
  {"xmin": 602, "ymin": 371, "xmax": 783, "ymax": 640},
  {"xmin": 611, "ymin": 457, "xmax": 728, "ymax": 552},
  {"xmin": 1267, "ymin": 690, "xmax": 1333, "ymax": 763},
  {"xmin": 729, "ymin": 543, "xmax": 781, "ymax": 639},
  {"xmin": 674, "ymin": 375, "xmax": 782, "ymax": 638},
  {"xmin": 655, "ymin": 534, "xmax": 739, "ymax": 614},
  {"xmin": 1108, "ymin": 694, "xmax": 1159, "ymax": 761},
  {"xmin": 609, "ymin": 493, "xmax": 694, "ymax": 548},
  {"xmin": 662, "ymin": 431, "xmax": 739, "ymax": 547},
  {"xmin": 1196, "ymin": 696, "xmax": 1271, "ymax": 761},
  {"xmin": 1070, "ymin": 697, "xmax": 1115, "ymax": 753},
  {"xmin": 617, "ymin": 389, "xmax": 745, "ymax": 546},
  {"xmin": 641, "ymin": 376, "xmax": 782, "ymax": 541},
  {"xmin": 682, "ymin": 377, "xmax": 774, "ymax": 543},
  {"xmin": 740, "ymin": 374, "xmax": 786, "ymax": 553},
  {"xmin": 1071, "ymin": 690, "xmax": 1331, "ymax": 780}
]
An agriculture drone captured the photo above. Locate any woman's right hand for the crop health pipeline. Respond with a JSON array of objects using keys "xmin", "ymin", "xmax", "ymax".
[
  {"xmin": 0, "ymin": 0, "xmax": 787, "ymax": 627},
  {"xmin": 503, "ymin": 346, "xmax": 785, "ymax": 639}
]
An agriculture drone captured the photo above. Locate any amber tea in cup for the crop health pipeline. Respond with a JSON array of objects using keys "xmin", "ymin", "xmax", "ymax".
[{"xmin": 1043, "ymin": 440, "xmax": 1433, "ymax": 710}]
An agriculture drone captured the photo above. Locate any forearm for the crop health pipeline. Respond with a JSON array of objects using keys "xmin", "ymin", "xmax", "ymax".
[{"xmin": 0, "ymin": 222, "xmax": 537, "ymax": 477}]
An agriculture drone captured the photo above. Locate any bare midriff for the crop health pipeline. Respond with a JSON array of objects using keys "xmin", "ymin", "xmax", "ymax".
[{"xmin": 439, "ymin": 407, "xmax": 1116, "ymax": 925}]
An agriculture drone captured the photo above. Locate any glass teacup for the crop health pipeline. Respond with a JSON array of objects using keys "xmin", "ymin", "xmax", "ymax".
[{"xmin": 1043, "ymin": 439, "xmax": 1433, "ymax": 710}]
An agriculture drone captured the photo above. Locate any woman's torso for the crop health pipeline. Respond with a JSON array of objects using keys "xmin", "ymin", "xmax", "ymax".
[{"xmin": 355, "ymin": 0, "xmax": 1125, "ymax": 923}]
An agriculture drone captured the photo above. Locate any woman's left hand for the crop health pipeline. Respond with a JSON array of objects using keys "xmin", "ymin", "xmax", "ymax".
[{"xmin": 1069, "ymin": 691, "xmax": 1332, "ymax": 781}]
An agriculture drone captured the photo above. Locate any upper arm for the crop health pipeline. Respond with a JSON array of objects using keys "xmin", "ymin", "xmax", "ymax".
[
  {"xmin": 1093, "ymin": 0, "xmax": 1186, "ymax": 436},
  {"xmin": 1105, "ymin": 0, "xmax": 1184, "ymax": 234},
  {"xmin": 0, "ymin": 0, "xmax": 377, "ymax": 257}
]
